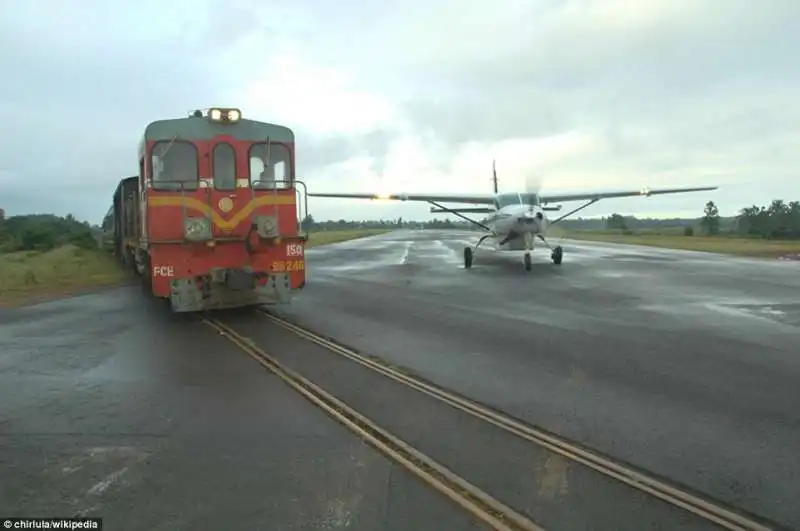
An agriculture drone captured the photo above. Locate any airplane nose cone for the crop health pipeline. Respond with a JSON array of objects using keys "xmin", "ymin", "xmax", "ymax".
[{"xmin": 518, "ymin": 211, "xmax": 544, "ymax": 227}]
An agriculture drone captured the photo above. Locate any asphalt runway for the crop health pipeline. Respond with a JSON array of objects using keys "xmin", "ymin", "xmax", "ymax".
[
  {"xmin": 222, "ymin": 309, "xmax": 722, "ymax": 531},
  {"xmin": 0, "ymin": 289, "xmax": 484, "ymax": 530},
  {"xmin": 273, "ymin": 229, "xmax": 800, "ymax": 529}
]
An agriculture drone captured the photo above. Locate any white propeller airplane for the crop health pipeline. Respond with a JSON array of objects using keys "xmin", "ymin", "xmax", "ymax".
[{"xmin": 308, "ymin": 161, "xmax": 718, "ymax": 271}]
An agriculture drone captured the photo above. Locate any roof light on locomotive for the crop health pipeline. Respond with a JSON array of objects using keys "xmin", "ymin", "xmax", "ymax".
[{"xmin": 191, "ymin": 107, "xmax": 241, "ymax": 123}]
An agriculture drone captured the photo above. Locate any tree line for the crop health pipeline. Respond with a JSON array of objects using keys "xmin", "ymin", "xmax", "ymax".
[
  {"xmin": 0, "ymin": 214, "xmax": 99, "ymax": 253},
  {"xmin": 304, "ymin": 198, "xmax": 800, "ymax": 240},
  {"xmin": 599, "ymin": 199, "xmax": 800, "ymax": 239},
  {"xmin": 735, "ymin": 200, "xmax": 800, "ymax": 238},
  {"xmin": 2, "ymin": 197, "xmax": 796, "ymax": 254}
]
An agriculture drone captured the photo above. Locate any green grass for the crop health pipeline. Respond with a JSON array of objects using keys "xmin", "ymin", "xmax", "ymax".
[
  {"xmin": 553, "ymin": 228, "xmax": 800, "ymax": 258},
  {"xmin": 0, "ymin": 229, "xmax": 390, "ymax": 307},
  {"xmin": 305, "ymin": 228, "xmax": 391, "ymax": 248},
  {"xmin": 0, "ymin": 245, "xmax": 129, "ymax": 308}
]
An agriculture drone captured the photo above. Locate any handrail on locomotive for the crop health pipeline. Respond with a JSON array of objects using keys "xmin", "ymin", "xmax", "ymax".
[{"xmin": 248, "ymin": 179, "xmax": 310, "ymax": 241}]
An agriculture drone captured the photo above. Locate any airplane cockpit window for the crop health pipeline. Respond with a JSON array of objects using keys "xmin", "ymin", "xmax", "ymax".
[{"xmin": 496, "ymin": 193, "xmax": 539, "ymax": 208}]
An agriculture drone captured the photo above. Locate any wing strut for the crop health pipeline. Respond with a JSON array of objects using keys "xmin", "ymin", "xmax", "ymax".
[
  {"xmin": 550, "ymin": 198, "xmax": 601, "ymax": 225},
  {"xmin": 428, "ymin": 200, "xmax": 492, "ymax": 232}
]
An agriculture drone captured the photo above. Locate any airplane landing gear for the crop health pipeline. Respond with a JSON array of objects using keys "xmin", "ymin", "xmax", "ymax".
[
  {"xmin": 523, "ymin": 252, "xmax": 532, "ymax": 271},
  {"xmin": 536, "ymin": 235, "xmax": 562, "ymax": 265},
  {"xmin": 464, "ymin": 233, "xmax": 496, "ymax": 270},
  {"xmin": 551, "ymin": 245, "xmax": 563, "ymax": 265}
]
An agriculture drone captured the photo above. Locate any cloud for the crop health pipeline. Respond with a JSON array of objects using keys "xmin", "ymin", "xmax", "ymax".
[
  {"xmin": 306, "ymin": 0, "xmax": 800, "ymax": 219},
  {"xmin": 1, "ymin": 0, "xmax": 798, "ymax": 223},
  {"xmin": 0, "ymin": 0, "xmax": 236, "ymax": 219}
]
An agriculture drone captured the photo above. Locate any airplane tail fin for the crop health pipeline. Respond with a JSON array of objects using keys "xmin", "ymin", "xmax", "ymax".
[{"xmin": 492, "ymin": 159, "xmax": 499, "ymax": 194}]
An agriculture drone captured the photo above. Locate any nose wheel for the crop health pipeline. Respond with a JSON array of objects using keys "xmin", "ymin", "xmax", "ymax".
[
  {"xmin": 551, "ymin": 245, "xmax": 563, "ymax": 265},
  {"xmin": 523, "ymin": 252, "xmax": 532, "ymax": 271},
  {"xmin": 463, "ymin": 246, "xmax": 473, "ymax": 269}
]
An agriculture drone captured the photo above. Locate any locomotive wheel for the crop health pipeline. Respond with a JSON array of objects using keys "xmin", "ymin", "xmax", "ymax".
[
  {"xmin": 140, "ymin": 254, "xmax": 152, "ymax": 291},
  {"xmin": 124, "ymin": 247, "xmax": 136, "ymax": 270}
]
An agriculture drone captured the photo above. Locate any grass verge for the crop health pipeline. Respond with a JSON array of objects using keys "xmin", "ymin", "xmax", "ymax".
[
  {"xmin": 0, "ymin": 245, "xmax": 129, "ymax": 308},
  {"xmin": 0, "ymin": 229, "xmax": 392, "ymax": 308},
  {"xmin": 555, "ymin": 229, "xmax": 800, "ymax": 258},
  {"xmin": 305, "ymin": 228, "xmax": 391, "ymax": 248}
]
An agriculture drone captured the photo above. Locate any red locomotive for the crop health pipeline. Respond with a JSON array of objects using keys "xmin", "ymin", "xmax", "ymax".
[{"xmin": 103, "ymin": 107, "xmax": 308, "ymax": 311}]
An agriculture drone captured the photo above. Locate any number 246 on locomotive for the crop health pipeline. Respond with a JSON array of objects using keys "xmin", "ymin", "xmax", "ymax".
[{"xmin": 105, "ymin": 107, "xmax": 309, "ymax": 312}]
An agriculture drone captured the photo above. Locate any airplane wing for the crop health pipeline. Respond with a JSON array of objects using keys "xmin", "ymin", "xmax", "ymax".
[
  {"xmin": 307, "ymin": 192, "xmax": 496, "ymax": 205},
  {"xmin": 539, "ymin": 186, "xmax": 718, "ymax": 204}
]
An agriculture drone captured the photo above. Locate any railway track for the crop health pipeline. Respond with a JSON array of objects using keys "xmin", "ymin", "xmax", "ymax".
[
  {"xmin": 205, "ymin": 311, "xmax": 782, "ymax": 531},
  {"xmin": 203, "ymin": 316, "xmax": 544, "ymax": 531}
]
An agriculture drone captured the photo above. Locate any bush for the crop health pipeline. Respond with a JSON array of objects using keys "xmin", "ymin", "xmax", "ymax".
[
  {"xmin": 0, "ymin": 214, "xmax": 99, "ymax": 253},
  {"xmin": 684, "ymin": 226, "xmax": 694, "ymax": 236}
]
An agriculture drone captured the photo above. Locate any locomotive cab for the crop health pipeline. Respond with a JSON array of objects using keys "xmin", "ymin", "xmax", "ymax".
[{"xmin": 113, "ymin": 108, "xmax": 308, "ymax": 312}]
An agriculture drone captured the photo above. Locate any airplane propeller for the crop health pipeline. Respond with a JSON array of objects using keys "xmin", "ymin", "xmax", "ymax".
[
  {"xmin": 524, "ymin": 172, "xmax": 545, "ymax": 213},
  {"xmin": 522, "ymin": 172, "xmax": 548, "ymax": 249}
]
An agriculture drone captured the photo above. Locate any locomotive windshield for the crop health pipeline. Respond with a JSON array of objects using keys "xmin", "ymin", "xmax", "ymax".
[
  {"xmin": 150, "ymin": 140, "xmax": 199, "ymax": 190},
  {"xmin": 249, "ymin": 142, "xmax": 292, "ymax": 190},
  {"xmin": 212, "ymin": 142, "xmax": 237, "ymax": 191}
]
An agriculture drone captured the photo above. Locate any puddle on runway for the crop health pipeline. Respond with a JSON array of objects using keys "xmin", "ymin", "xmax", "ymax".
[
  {"xmin": 712, "ymin": 302, "xmax": 800, "ymax": 327},
  {"xmin": 404, "ymin": 240, "xmax": 462, "ymax": 267},
  {"xmin": 311, "ymin": 262, "xmax": 395, "ymax": 274},
  {"xmin": 606, "ymin": 253, "xmax": 678, "ymax": 263},
  {"xmin": 592, "ymin": 270, "xmax": 650, "ymax": 279},
  {"xmin": 641, "ymin": 298, "xmax": 800, "ymax": 331}
]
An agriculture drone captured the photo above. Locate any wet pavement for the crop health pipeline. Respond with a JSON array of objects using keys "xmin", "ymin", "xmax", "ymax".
[
  {"xmin": 272, "ymin": 229, "xmax": 800, "ymax": 530},
  {"xmin": 0, "ymin": 288, "xmax": 484, "ymax": 530},
  {"xmin": 2, "ymin": 229, "xmax": 798, "ymax": 530},
  {"xmin": 221, "ymin": 310, "xmax": 723, "ymax": 531}
]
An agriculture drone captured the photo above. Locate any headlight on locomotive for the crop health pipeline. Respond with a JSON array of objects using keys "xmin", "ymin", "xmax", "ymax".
[{"xmin": 184, "ymin": 217, "xmax": 212, "ymax": 241}]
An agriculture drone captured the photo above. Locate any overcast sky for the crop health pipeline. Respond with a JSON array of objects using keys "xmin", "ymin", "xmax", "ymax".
[{"xmin": 1, "ymin": 0, "xmax": 797, "ymax": 223}]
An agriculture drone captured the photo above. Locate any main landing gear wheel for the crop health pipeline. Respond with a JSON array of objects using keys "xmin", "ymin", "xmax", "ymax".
[
  {"xmin": 551, "ymin": 245, "xmax": 563, "ymax": 265},
  {"xmin": 523, "ymin": 252, "xmax": 532, "ymax": 271},
  {"xmin": 463, "ymin": 247, "xmax": 473, "ymax": 269}
]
